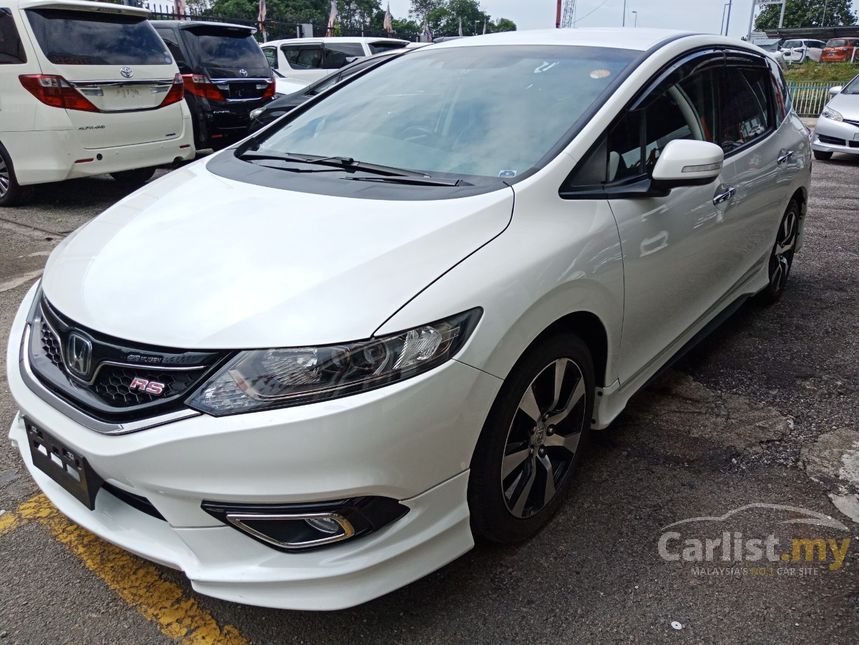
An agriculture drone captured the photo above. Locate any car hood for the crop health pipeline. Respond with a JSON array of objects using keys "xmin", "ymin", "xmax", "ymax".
[
  {"xmin": 827, "ymin": 92, "xmax": 859, "ymax": 120},
  {"xmin": 41, "ymin": 162, "xmax": 513, "ymax": 349}
]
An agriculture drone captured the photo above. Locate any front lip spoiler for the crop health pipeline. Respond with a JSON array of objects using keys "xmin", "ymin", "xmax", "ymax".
[{"xmin": 19, "ymin": 324, "xmax": 201, "ymax": 435}]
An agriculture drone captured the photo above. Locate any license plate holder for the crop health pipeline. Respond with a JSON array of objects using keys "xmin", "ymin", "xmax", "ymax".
[{"xmin": 25, "ymin": 419, "xmax": 103, "ymax": 510}]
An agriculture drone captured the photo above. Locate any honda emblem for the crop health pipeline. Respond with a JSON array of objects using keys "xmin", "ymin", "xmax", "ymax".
[{"xmin": 65, "ymin": 332, "xmax": 92, "ymax": 378}]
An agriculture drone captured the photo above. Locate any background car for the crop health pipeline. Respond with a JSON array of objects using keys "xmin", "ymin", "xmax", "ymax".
[
  {"xmin": 780, "ymin": 38, "xmax": 826, "ymax": 63},
  {"xmin": 249, "ymin": 50, "xmax": 407, "ymax": 132},
  {"xmin": 821, "ymin": 37, "xmax": 859, "ymax": 62},
  {"xmin": 0, "ymin": 0, "xmax": 194, "ymax": 206},
  {"xmin": 152, "ymin": 21, "xmax": 274, "ymax": 149},
  {"xmin": 811, "ymin": 75, "xmax": 859, "ymax": 160},
  {"xmin": 261, "ymin": 36, "xmax": 409, "ymax": 86}
]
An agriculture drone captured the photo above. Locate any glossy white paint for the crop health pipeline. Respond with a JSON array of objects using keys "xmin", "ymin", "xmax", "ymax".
[
  {"xmin": 0, "ymin": 0, "xmax": 195, "ymax": 187},
  {"xmin": 7, "ymin": 29, "xmax": 812, "ymax": 609},
  {"xmin": 651, "ymin": 140, "xmax": 724, "ymax": 183}
]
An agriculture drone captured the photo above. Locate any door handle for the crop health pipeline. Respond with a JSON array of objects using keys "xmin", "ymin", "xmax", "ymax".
[
  {"xmin": 713, "ymin": 186, "xmax": 736, "ymax": 205},
  {"xmin": 777, "ymin": 150, "xmax": 794, "ymax": 165}
]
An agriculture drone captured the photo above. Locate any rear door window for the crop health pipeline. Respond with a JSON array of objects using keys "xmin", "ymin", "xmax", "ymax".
[
  {"xmin": 0, "ymin": 7, "xmax": 25, "ymax": 63},
  {"xmin": 282, "ymin": 44, "xmax": 324, "ymax": 69},
  {"xmin": 180, "ymin": 26, "xmax": 270, "ymax": 78},
  {"xmin": 26, "ymin": 9, "xmax": 171, "ymax": 65}
]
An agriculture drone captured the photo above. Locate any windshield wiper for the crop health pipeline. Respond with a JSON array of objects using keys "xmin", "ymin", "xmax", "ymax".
[
  {"xmin": 344, "ymin": 174, "xmax": 464, "ymax": 187},
  {"xmin": 237, "ymin": 151, "xmax": 437, "ymax": 179}
]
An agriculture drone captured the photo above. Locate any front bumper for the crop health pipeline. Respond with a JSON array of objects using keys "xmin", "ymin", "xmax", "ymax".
[
  {"xmin": 812, "ymin": 116, "xmax": 859, "ymax": 155},
  {"xmin": 7, "ymin": 285, "xmax": 502, "ymax": 609}
]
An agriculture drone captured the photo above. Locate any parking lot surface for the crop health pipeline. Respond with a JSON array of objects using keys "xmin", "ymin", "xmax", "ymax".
[{"xmin": 0, "ymin": 156, "xmax": 857, "ymax": 644}]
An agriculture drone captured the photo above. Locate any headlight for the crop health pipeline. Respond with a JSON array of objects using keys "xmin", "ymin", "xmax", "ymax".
[
  {"xmin": 822, "ymin": 106, "xmax": 844, "ymax": 122},
  {"xmin": 250, "ymin": 107, "xmax": 265, "ymax": 120},
  {"xmin": 187, "ymin": 309, "xmax": 482, "ymax": 415}
]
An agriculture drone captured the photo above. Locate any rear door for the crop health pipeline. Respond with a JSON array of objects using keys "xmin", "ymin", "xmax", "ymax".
[{"xmin": 22, "ymin": 6, "xmax": 180, "ymax": 148}]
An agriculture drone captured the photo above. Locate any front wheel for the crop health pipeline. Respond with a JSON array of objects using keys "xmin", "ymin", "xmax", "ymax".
[
  {"xmin": 110, "ymin": 167, "xmax": 156, "ymax": 186},
  {"xmin": 813, "ymin": 150, "xmax": 833, "ymax": 161},
  {"xmin": 468, "ymin": 334, "xmax": 594, "ymax": 544},
  {"xmin": 759, "ymin": 200, "xmax": 800, "ymax": 304}
]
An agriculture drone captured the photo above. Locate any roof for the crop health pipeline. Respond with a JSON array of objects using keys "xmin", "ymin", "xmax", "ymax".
[
  {"xmin": 430, "ymin": 27, "xmax": 695, "ymax": 52},
  {"xmin": 11, "ymin": 0, "xmax": 148, "ymax": 15},
  {"xmin": 263, "ymin": 36, "xmax": 409, "ymax": 46},
  {"xmin": 154, "ymin": 20, "xmax": 256, "ymax": 33}
]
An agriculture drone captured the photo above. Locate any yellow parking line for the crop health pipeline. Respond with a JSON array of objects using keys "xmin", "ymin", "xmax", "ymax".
[
  {"xmin": 9, "ymin": 495, "xmax": 247, "ymax": 645},
  {"xmin": 0, "ymin": 510, "xmax": 21, "ymax": 536}
]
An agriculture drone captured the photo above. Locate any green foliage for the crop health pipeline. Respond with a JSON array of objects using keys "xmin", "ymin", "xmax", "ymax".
[
  {"xmin": 755, "ymin": 0, "xmax": 856, "ymax": 28},
  {"xmin": 409, "ymin": 0, "xmax": 515, "ymax": 35},
  {"xmin": 783, "ymin": 61, "xmax": 859, "ymax": 82}
]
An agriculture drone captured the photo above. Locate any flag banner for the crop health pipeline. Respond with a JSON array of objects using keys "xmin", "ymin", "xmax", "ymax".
[
  {"xmin": 327, "ymin": 0, "xmax": 338, "ymax": 36},
  {"xmin": 384, "ymin": 2, "xmax": 393, "ymax": 33}
]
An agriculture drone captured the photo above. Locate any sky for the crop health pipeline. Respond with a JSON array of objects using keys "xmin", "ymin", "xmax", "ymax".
[{"xmin": 384, "ymin": 0, "xmax": 859, "ymax": 38}]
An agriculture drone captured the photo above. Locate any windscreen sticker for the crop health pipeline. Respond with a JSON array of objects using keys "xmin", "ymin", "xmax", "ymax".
[
  {"xmin": 590, "ymin": 69, "xmax": 612, "ymax": 79},
  {"xmin": 499, "ymin": 169, "xmax": 518, "ymax": 178}
]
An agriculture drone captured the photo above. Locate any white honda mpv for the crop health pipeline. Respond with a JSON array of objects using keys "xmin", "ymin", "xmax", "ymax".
[{"xmin": 7, "ymin": 29, "xmax": 811, "ymax": 610}]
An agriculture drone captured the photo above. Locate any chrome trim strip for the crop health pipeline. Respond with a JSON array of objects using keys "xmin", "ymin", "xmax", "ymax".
[
  {"xmin": 19, "ymin": 324, "xmax": 201, "ymax": 435},
  {"xmin": 225, "ymin": 511, "xmax": 355, "ymax": 550},
  {"xmin": 68, "ymin": 79, "xmax": 175, "ymax": 87}
]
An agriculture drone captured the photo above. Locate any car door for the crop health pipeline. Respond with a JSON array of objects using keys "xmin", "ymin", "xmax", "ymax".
[
  {"xmin": 562, "ymin": 51, "xmax": 737, "ymax": 383},
  {"xmin": 716, "ymin": 52, "xmax": 784, "ymax": 285}
]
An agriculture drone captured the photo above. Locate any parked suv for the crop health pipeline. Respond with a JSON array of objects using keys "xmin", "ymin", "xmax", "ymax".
[
  {"xmin": 261, "ymin": 36, "xmax": 409, "ymax": 86},
  {"xmin": 779, "ymin": 38, "xmax": 825, "ymax": 63},
  {"xmin": 7, "ymin": 30, "xmax": 810, "ymax": 610},
  {"xmin": 821, "ymin": 38, "xmax": 859, "ymax": 62},
  {"xmin": 0, "ymin": 0, "xmax": 194, "ymax": 206},
  {"xmin": 152, "ymin": 21, "xmax": 274, "ymax": 149}
]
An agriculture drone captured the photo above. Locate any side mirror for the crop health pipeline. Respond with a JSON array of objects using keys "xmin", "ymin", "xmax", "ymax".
[
  {"xmin": 829, "ymin": 85, "xmax": 843, "ymax": 96},
  {"xmin": 651, "ymin": 139, "xmax": 724, "ymax": 190}
]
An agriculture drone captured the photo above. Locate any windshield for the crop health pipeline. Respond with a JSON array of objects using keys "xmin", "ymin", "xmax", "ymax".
[
  {"xmin": 827, "ymin": 39, "xmax": 849, "ymax": 47},
  {"xmin": 27, "ymin": 9, "xmax": 171, "ymax": 65},
  {"xmin": 842, "ymin": 77, "xmax": 858, "ymax": 94},
  {"xmin": 181, "ymin": 27, "xmax": 270, "ymax": 77},
  {"xmin": 253, "ymin": 45, "xmax": 637, "ymax": 180}
]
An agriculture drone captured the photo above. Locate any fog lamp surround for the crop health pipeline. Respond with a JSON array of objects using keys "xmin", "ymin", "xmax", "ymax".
[
  {"xmin": 187, "ymin": 308, "xmax": 482, "ymax": 416},
  {"xmin": 201, "ymin": 497, "xmax": 409, "ymax": 552}
]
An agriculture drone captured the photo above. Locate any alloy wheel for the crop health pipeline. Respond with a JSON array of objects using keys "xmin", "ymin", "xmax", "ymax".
[
  {"xmin": 500, "ymin": 358, "xmax": 587, "ymax": 518},
  {"xmin": 769, "ymin": 207, "xmax": 798, "ymax": 293},
  {"xmin": 0, "ymin": 156, "xmax": 9, "ymax": 199}
]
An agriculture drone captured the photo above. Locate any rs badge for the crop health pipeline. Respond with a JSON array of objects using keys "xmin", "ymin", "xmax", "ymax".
[{"xmin": 129, "ymin": 377, "xmax": 165, "ymax": 395}]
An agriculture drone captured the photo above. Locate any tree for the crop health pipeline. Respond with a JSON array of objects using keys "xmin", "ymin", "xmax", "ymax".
[
  {"xmin": 409, "ymin": 0, "xmax": 515, "ymax": 36},
  {"xmin": 489, "ymin": 17, "xmax": 516, "ymax": 32},
  {"xmin": 755, "ymin": 0, "xmax": 856, "ymax": 29},
  {"xmin": 409, "ymin": 0, "xmax": 444, "ymax": 24}
]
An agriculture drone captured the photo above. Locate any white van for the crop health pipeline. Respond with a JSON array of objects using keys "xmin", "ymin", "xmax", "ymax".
[
  {"xmin": 0, "ymin": 0, "xmax": 195, "ymax": 205},
  {"xmin": 261, "ymin": 36, "xmax": 409, "ymax": 86}
]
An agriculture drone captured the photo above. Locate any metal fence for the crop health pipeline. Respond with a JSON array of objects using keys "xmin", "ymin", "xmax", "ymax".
[{"xmin": 787, "ymin": 81, "xmax": 838, "ymax": 117}]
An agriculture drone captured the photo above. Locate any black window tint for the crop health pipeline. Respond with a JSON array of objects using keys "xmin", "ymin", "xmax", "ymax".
[
  {"xmin": 719, "ymin": 67, "xmax": 772, "ymax": 152},
  {"xmin": 26, "ymin": 9, "xmax": 171, "ymax": 65},
  {"xmin": 607, "ymin": 111, "xmax": 643, "ymax": 182},
  {"xmin": 283, "ymin": 45, "xmax": 323, "ymax": 69},
  {"xmin": 325, "ymin": 43, "xmax": 363, "ymax": 58},
  {"xmin": 0, "ymin": 8, "xmax": 25, "ymax": 63},
  {"xmin": 765, "ymin": 56, "xmax": 789, "ymax": 120},
  {"xmin": 157, "ymin": 29, "xmax": 190, "ymax": 74},
  {"xmin": 369, "ymin": 41, "xmax": 406, "ymax": 54},
  {"xmin": 181, "ymin": 27, "xmax": 269, "ymax": 77},
  {"xmin": 262, "ymin": 46, "xmax": 277, "ymax": 68}
]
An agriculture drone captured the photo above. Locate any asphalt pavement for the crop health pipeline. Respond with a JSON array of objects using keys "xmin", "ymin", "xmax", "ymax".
[{"xmin": 0, "ymin": 154, "xmax": 856, "ymax": 644}]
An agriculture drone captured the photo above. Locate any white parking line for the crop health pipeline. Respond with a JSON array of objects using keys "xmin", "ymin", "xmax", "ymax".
[{"xmin": 0, "ymin": 270, "xmax": 42, "ymax": 294}]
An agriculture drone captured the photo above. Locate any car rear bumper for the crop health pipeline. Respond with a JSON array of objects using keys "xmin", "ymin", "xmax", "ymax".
[
  {"xmin": 6, "ymin": 284, "xmax": 500, "ymax": 609},
  {"xmin": 3, "ymin": 129, "xmax": 195, "ymax": 186},
  {"xmin": 812, "ymin": 116, "xmax": 859, "ymax": 155}
]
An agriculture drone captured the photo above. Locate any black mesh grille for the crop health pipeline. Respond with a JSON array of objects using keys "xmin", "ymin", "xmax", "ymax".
[
  {"xmin": 92, "ymin": 365, "xmax": 203, "ymax": 408},
  {"xmin": 40, "ymin": 320, "xmax": 63, "ymax": 369}
]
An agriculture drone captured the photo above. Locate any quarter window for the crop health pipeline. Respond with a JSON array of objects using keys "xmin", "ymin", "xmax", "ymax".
[
  {"xmin": 282, "ymin": 44, "xmax": 324, "ymax": 69},
  {"xmin": 156, "ymin": 29, "xmax": 190, "ymax": 74},
  {"xmin": 0, "ymin": 8, "xmax": 25, "ymax": 63}
]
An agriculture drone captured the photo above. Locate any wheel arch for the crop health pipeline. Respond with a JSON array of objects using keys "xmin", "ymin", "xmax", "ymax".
[{"xmin": 523, "ymin": 311, "xmax": 610, "ymax": 389}]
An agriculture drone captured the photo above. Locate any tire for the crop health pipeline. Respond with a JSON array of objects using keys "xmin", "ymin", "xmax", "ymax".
[
  {"xmin": 0, "ymin": 145, "xmax": 33, "ymax": 207},
  {"xmin": 814, "ymin": 150, "xmax": 833, "ymax": 161},
  {"xmin": 759, "ymin": 199, "xmax": 800, "ymax": 304},
  {"xmin": 110, "ymin": 167, "xmax": 156, "ymax": 186},
  {"xmin": 468, "ymin": 333, "xmax": 595, "ymax": 544}
]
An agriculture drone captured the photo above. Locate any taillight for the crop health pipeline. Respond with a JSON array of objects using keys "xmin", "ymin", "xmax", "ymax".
[
  {"xmin": 19, "ymin": 74, "xmax": 99, "ymax": 112},
  {"xmin": 182, "ymin": 74, "xmax": 225, "ymax": 101},
  {"xmin": 261, "ymin": 79, "xmax": 275, "ymax": 100},
  {"xmin": 159, "ymin": 73, "xmax": 185, "ymax": 107}
]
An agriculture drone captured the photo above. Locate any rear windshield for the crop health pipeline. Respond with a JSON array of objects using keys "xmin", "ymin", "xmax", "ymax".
[
  {"xmin": 26, "ymin": 9, "xmax": 171, "ymax": 65},
  {"xmin": 827, "ymin": 39, "xmax": 855, "ymax": 47},
  {"xmin": 180, "ymin": 27, "xmax": 269, "ymax": 77}
]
